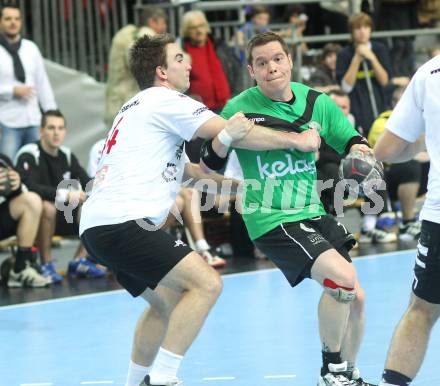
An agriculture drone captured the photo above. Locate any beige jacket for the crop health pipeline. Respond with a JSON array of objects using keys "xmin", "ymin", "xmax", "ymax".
[{"xmin": 104, "ymin": 25, "xmax": 156, "ymax": 128}]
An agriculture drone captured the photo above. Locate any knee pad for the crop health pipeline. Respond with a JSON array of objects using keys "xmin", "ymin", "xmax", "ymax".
[{"xmin": 323, "ymin": 278, "xmax": 356, "ymax": 303}]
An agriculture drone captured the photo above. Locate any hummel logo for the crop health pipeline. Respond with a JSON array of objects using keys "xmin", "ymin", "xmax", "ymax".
[
  {"xmin": 300, "ymin": 223, "xmax": 316, "ymax": 233},
  {"xmin": 174, "ymin": 240, "xmax": 187, "ymax": 248},
  {"xmin": 430, "ymin": 67, "xmax": 440, "ymax": 74}
]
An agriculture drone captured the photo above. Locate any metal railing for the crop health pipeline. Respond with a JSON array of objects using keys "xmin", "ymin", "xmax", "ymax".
[
  {"xmin": 3, "ymin": 0, "xmax": 439, "ymax": 84},
  {"xmin": 288, "ymin": 27, "xmax": 440, "ymax": 81},
  {"xmin": 2, "ymin": 0, "xmax": 130, "ymax": 82}
]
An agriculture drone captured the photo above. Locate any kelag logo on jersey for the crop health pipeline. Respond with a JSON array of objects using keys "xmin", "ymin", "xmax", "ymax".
[{"xmin": 256, "ymin": 155, "xmax": 315, "ymax": 179}]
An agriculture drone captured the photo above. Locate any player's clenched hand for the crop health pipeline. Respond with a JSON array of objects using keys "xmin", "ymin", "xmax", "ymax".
[
  {"xmin": 7, "ymin": 169, "xmax": 21, "ymax": 191},
  {"xmin": 350, "ymin": 144, "xmax": 372, "ymax": 155},
  {"xmin": 68, "ymin": 190, "xmax": 87, "ymax": 205},
  {"xmin": 295, "ymin": 127, "xmax": 321, "ymax": 152},
  {"xmin": 224, "ymin": 112, "xmax": 254, "ymax": 141}
]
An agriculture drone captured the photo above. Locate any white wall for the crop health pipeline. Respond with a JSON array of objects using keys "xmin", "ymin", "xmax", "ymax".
[{"xmin": 45, "ymin": 60, "xmax": 108, "ymax": 166}]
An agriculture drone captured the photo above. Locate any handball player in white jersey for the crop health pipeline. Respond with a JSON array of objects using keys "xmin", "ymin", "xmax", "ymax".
[{"xmin": 80, "ymin": 33, "xmax": 321, "ymax": 386}]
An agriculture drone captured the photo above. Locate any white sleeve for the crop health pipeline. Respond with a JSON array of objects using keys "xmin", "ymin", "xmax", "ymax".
[
  {"xmin": 385, "ymin": 71, "xmax": 425, "ymax": 143},
  {"xmin": 156, "ymin": 91, "xmax": 216, "ymax": 141},
  {"xmin": 34, "ymin": 46, "xmax": 57, "ymax": 111},
  {"xmin": 87, "ymin": 139, "xmax": 105, "ymax": 177},
  {"xmin": 0, "ymin": 81, "xmax": 14, "ymax": 101}
]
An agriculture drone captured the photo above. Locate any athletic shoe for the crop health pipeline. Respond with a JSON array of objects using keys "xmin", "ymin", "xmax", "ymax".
[
  {"xmin": 350, "ymin": 368, "xmax": 377, "ymax": 386},
  {"xmin": 200, "ymin": 249, "xmax": 227, "ymax": 268},
  {"xmin": 67, "ymin": 257, "xmax": 106, "ymax": 278},
  {"xmin": 318, "ymin": 362, "xmax": 353, "ymax": 386},
  {"xmin": 398, "ymin": 221, "xmax": 421, "ymax": 241},
  {"xmin": 8, "ymin": 262, "xmax": 51, "ymax": 288},
  {"xmin": 358, "ymin": 228, "xmax": 397, "ymax": 244},
  {"xmin": 41, "ymin": 261, "xmax": 64, "ymax": 284},
  {"xmin": 139, "ymin": 375, "xmax": 183, "ymax": 386}
]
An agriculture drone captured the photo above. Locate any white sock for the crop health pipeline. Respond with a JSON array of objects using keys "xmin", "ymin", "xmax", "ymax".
[
  {"xmin": 362, "ymin": 214, "xmax": 377, "ymax": 232},
  {"xmin": 124, "ymin": 360, "xmax": 151, "ymax": 386},
  {"xmin": 149, "ymin": 347, "xmax": 183, "ymax": 384},
  {"xmin": 195, "ymin": 239, "xmax": 210, "ymax": 252}
]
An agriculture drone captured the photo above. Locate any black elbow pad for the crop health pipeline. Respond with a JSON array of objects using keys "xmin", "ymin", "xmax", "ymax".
[{"xmin": 200, "ymin": 139, "xmax": 228, "ymax": 170}]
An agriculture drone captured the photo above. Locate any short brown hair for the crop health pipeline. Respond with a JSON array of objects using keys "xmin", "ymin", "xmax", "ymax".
[
  {"xmin": 139, "ymin": 5, "xmax": 167, "ymax": 26},
  {"xmin": 249, "ymin": 5, "xmax": 269, "ymax": 19},
  {"xmin": 247, "ymin": 32, "xmax": 290, "ymax": 65},
  {"xmin": 321, "ymin": 43, "xmax": 341, "ymax": 61},
  {"xmin": 129, "ymin": 33, "xmax": 175, "ymax": 90},
  {"xmin": 41, "ymin": 109, "xmax": 65, "ymax": 128},
  {"xmin": 348, "ymin": 12, "xmax": 373, "ymax": 34}
]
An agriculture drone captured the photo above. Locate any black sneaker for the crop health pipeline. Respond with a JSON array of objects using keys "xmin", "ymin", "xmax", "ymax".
[{"xmin": 139, "ymin": 375, "xmax": 183, "ymax": 386}]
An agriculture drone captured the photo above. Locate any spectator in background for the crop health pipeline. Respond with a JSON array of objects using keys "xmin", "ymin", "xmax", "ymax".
[
  {"xmin": 104, "ymin": 6, "xmax": 167, "ymax": 128},
  {"xmin": 15, "ymin": 110, "xmax": 105, "ymax": 283},
  {"xmin": 236, "ymin": 6, "xmax": 271, "ymax": 62},
  {"xmin": 316, "ymin": 90, "xmax": 353, "ymax": 215},
  {"xmin": 374, "ymin": 0, "xmax": 418, "ymax": 77},
  {"xmin": 181, "ymin": 10, "xmax": 234, "ymax": 112},
  {"xmin": 0, "ymin": 153, "xmax": 49, "ymax": 287},
  {"xmin": 87, "ymin": 138, "xmax": 226, "ymax": 268},
  {"xmin": 318, "ymin": 90, "xmax": 396, "ymax": 244},
  {"xmin": 0, "ymin": 3, "xmax": 57, "ymax": 160},
  {"xmin": 309, "ymin": 43, "xmax": 342, "ymax": 93},
  {"xmin": 336, "ymin": 12, "xmax": 392, "ymax": 137},
  {"xmin": 278, "ymin": 4, "xmax": 309, "ymax": 54},
  {"xmin": 180, "ymin": 10, "xmax": 241, "ymax": 162},
  {"xmin": 368, "ymin": 86, "xmax": 425, "ymax": 241}
]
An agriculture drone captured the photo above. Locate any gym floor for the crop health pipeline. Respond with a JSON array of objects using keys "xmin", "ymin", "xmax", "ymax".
[{"xmin": 2, "ymin": 243, "xmax": 439, "ymax": 386}]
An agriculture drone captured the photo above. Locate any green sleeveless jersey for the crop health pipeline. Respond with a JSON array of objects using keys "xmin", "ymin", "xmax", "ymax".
[{"xmin": 221, "ymin": 82, "xmax": 358, "ymax": 240}]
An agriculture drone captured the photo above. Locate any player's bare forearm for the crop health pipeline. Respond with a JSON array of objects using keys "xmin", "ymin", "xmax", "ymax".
[
  {"xmin": 370, "ymin": 56, "xmax": 389, "ymax": 86},
  {"xmin": 184, "ymin": 163, "xmax": 240, "ymax": 195},
  {"xmin": 374, "ymin": 130, "xmax": 425, "ymax": 163},
  {"xmin": 233, "ymin": 125, "xmax": 319, "ymax": 152},
  {"xmin": 343, "ymin": 55, "xmax": 362, "ymax": 87}
]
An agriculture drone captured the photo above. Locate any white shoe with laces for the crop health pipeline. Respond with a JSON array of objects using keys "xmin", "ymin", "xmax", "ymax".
[
  {"xmin": 318, "ymin": 362, "xmax": 353, "ymax": 386},
  {"xmin": 359, "ymin": 228, "xmax": 397, "ymax": 244},
  {"xmin": 399, "ymin": 221, "xmax": 421, "ymax": 241},
  {"xmin": 8, "ymin": 262, "xmax": 52, "ymax": 288}
]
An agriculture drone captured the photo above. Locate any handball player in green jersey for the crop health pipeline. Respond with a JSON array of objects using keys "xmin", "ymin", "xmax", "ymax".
[{"xmin": 201, "ymin": 32, "xmax": 378, "ymax": 386}]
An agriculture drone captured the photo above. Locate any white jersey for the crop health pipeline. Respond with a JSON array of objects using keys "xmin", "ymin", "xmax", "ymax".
[
  {"xmin": 80, "ymin": 87, "xmax": 216, "ymax": 234},
  {"xmin": 87, "ymin": 138, "xmax": 105, "ymax": 178},
  {"xmin": 385, "ymin": 55, "xmax": 440, "ymax": 224},
  {"xmin": 224, "ymin": 150, "xmax": 243, "ymax": 181}
]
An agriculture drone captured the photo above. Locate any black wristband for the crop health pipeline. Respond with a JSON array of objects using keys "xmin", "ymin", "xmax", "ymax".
[
  {"xmin": 7, "ymin": 184, "xmax": 23, "ymax": 200},
  {"xmin": 200, "ymin": 139, "xmax": 228, "ymax": 171},
  {"xmin": 344, "ymin": 135, "xmax": 370, "ymax": 155}
]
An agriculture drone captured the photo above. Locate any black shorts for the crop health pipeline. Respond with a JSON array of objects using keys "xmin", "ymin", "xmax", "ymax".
[
  {"xmin": 385, "ymin": 160, "xmax": 421, "ymax": 201},
  {"xmin": 254, "ymin": 214, "xmax": 355, "ymax": 287},
  {"xmin": 55, "ymin": 209, "xmax": 79, "ymax": 236},
  {"xmin": 80, "ymin": 218, "xmax": 193, "ymax": 297},
  {"xmin": 0, "ymin": 201, "xmax": 18, "ymax": 240},
  {"xmin": 412, "ymin": 220, "xmax": 440, "ymax": 304}
]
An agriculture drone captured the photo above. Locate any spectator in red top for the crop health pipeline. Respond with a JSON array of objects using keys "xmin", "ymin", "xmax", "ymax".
[
  {"xmin": 180, "ymin": 10, "xmax": 231, "ymax": 113},
  {"xmin": 180, "ymin": 10, "xmax": 242, "ymax": 162}
]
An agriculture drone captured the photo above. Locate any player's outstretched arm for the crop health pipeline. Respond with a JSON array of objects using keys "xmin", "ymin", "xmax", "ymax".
[
  {"xmin": 374, "ymin": 130, "xmax": 426, "ymax": 163},
  {"xmin": 196, "ymin": 114, "xmax": 321, "ymax": 153}
]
